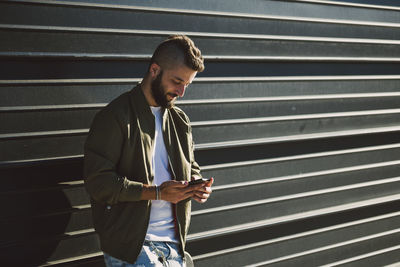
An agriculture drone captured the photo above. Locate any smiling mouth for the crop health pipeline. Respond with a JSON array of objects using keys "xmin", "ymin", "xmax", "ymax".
[{"xmin": 167, "ymin": 93, "xmax": 178, "ymax": 101}]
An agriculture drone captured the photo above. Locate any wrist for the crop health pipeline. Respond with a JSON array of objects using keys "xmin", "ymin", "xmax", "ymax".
[{"xmin": 140, "ymin": 184, "xmax": 160, "ymax": 201}]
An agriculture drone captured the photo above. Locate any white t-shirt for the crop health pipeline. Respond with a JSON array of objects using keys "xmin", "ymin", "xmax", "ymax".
[{"xmin": 145, "ymin": 106, "xmax": 178, "ymax": 243}]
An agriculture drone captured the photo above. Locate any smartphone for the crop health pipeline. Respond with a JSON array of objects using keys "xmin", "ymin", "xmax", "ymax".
[{"xmin": 188, "ymin": 178, "xmax": 211, "ymax": 186}]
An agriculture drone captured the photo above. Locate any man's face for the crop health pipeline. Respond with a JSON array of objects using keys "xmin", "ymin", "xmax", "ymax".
[{"xmin": 150, "ymin": 64, "xmax": 197, "ymax": 109}]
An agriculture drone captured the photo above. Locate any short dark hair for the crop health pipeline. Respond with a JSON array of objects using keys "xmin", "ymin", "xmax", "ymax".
[{"xmin": 150, "ymin": 35, "xmax": 204, "ymax": 72}]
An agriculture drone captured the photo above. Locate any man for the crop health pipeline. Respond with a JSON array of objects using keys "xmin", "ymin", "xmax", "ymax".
[{"xmin": 84, "ymin": 35, "xmax": 213, "ymax": 266}]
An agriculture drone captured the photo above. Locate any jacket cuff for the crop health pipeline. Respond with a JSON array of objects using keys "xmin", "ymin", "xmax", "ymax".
[{"xmin": 119, "ymin": 178, "xmax": 144, "ymax": 202}]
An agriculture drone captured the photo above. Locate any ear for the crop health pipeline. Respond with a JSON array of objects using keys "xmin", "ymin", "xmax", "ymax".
[{"xmin": 149, "ymin": 63, "xmax": 161, "ymax": 78}]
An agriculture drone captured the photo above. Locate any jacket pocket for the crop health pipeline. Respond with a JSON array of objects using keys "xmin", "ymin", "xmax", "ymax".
[{"xmin": 100, "ymin": 201, "xmax": 149, "ymax": 244}]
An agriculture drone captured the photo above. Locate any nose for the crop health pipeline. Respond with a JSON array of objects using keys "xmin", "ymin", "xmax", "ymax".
[{"xmin": 177, "ymin": 84, "xmax": 186, "ymax": 97}]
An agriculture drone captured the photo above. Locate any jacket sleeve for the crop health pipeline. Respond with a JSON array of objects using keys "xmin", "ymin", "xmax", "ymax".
[
  {"xmin": 188, "ymin": 123, "xmax": 202, "ymax": 180},
  {"xmin": 191, "ymin": 152, "xmax": 202, "ymax": 179},
  {"xmin": 83, "ymin": 109, "xmax": 143, "ymax": 205}
]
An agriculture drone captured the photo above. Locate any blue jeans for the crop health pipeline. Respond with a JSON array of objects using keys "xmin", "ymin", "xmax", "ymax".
[{"xmin": 104, "ymin": 241, "xmax": 184, "ymax": 267}]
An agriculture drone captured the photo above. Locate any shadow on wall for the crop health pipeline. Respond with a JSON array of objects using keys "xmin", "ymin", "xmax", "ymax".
[{"xmin": 0, "ymin": 160, "xmax": 85, "ymax": 266}]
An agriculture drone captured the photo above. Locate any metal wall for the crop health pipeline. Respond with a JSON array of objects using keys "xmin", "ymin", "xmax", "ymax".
[{"xmin": 1, "ymin": 0, "xmax": 400, "ymax": 266}]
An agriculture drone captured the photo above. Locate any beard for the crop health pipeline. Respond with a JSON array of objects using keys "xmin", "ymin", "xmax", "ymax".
[{"xmin": 150, "ymin": 71, "xmax": 176, "ymax": 109}]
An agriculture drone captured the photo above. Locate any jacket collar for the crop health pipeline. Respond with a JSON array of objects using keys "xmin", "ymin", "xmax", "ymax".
[{"xmin": 130, "ymin": 84, "xmax": 153, "ymax": 120}]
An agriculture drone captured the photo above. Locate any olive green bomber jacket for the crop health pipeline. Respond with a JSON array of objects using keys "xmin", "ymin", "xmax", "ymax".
[{"xmin": 83, "ymin": 85, "xmax": 202, "ymax": 263}]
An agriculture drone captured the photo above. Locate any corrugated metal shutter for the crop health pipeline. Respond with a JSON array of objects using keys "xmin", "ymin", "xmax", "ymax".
[{"xmin": 1, "ymin": 0, "xmax": 400, "ymax": 266}]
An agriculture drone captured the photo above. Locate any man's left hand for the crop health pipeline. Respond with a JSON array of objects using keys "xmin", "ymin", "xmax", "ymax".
[{"xmin": 191, "ymin": 177, "xmax": 214, "ymax": 203}]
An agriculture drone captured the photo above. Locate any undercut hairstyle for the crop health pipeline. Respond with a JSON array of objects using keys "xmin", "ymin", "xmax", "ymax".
[{"xmin": 150, "ymin": 35, "xmax": 204, "ymax": 72}]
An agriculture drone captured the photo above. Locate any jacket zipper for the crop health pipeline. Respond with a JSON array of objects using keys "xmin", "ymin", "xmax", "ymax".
[{"xmin": 168, "ymin": 155, "xmax": 185, "ymax": 253}]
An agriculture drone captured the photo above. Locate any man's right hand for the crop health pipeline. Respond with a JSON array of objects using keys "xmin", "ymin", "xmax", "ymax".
[{"xmin": 160, "ymin": 180, "xmax": 201, "ymax": 204}]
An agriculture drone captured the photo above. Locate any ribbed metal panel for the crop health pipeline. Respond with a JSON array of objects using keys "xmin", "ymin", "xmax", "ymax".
[{"xmin": 1, "ymin": 0, "xmax": 399, "ymax": 266}]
